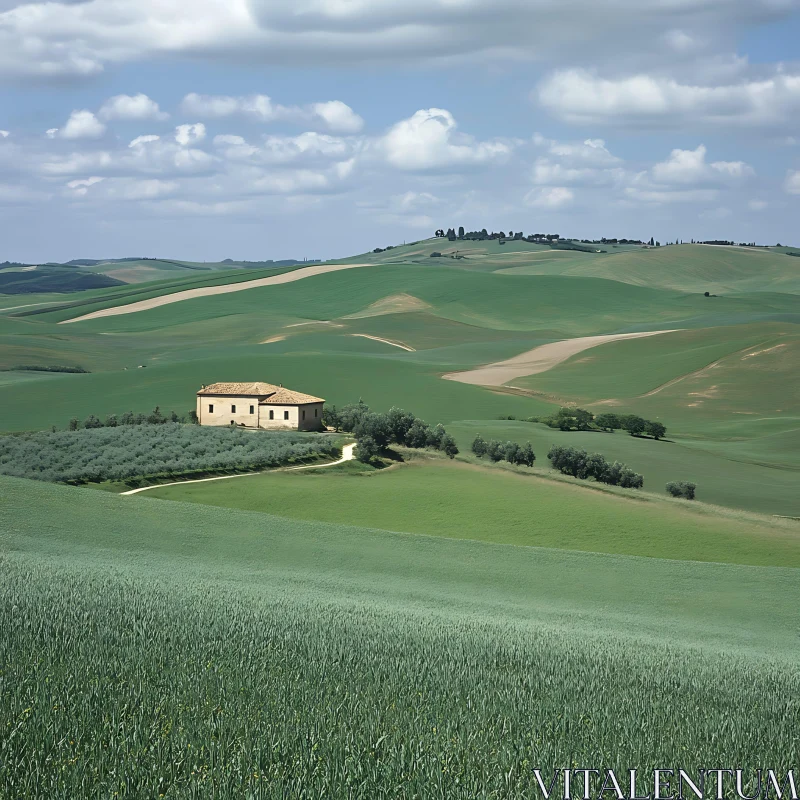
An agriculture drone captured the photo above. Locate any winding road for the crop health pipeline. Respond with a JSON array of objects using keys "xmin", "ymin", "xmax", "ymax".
[{"xmin": 120, "ymin": 442, "xmax": 356, "ymax": 496}]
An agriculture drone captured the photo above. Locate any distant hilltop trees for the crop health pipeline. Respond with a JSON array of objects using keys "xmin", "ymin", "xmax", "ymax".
[
  {"xmin": 436, "ymin": 228, "xmax": 562, "ymax": 243},
  {"xmin": 433, "ymin": 229, "xmax": 659, "ymax": 247}
]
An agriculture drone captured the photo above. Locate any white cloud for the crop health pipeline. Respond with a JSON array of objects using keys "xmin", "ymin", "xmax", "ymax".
[
  {"xmin": 0, "ymin": 130, "xmax": 8, "ymax": 138},
  {"xmin": 524, "ymin": 186, "xmax": 574, "ymax": 208},
  {"xmin": 0, "ymin": 0, "xmax": 791, "ymax": 80},
  {"xmin": 651, "ymin": 145, "xmax": 754, "ymax": 185},
  {"xmin": 380, "ymin": 108, "xmax": 512, "ymax": 171},
  {"xmin": 748, "ymin": 199, "xmax": 768, "ymax": 211},
  {"xmin": 99, "ymin": 93, "xmax": 168, "ymax": 121},
  {"xmin": 213, "ymin": 131, "xmax": 357, "ymax": 166},
  {"xmin": 129, "ymin": 135, "xmax": 160, "ymax": 148},
  {"xmin": 785, "ymin": 170, "xmax": 800, "ymax": 195},
  {"xmin": 533, "ymin": 133, "xmax": 622, "ymax": 166},
  {"xmin": 181, "ymin": 93, "xmax": 364, "ymax": 133},
  {"xmin": 532, "ymin": 158, "xmax": 624, "ymax": 187},
  {"xmin": 65, "ymin": 175, "xmax": 104, "ymax": 197},
  {"xmin": 310, "ymin": 101, "xmax": 363, "ymax": 134},
  {"xmin": 53, "ymin": 110, "xmax": 106, "ymax": 140},
  {"xmin": 175, "ymin": 123, "xmax": 206, "ymax": 146},
  {"xmin": 538, "ymin": 68, "xmax": 800, "ymax": 129}
]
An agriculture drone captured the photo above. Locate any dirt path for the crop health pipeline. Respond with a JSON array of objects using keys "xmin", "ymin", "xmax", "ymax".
[
  {"xmin": 120, "ymin": 442, "xmax": 356, "ymax": 496},
  {"xmin": 443, "ymin": 330, "xmax": 681, "ymax": 386},
  {"xmin": 350, "ymin": 333, "xmax": 416, "ymax": 351},
  {"xmin": 60, "ymin": 263, "xmax": 374, "ymax": 324}
]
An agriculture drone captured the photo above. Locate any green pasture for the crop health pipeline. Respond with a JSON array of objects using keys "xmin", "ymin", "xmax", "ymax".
[
  {"xmin": 447, "ymin": 420, "xmax": 800, "ymax": 515},
  {"xmin": 42, "ymin": 265, "xmax": 800, "ymax": 337},
  {"xmin": 146, "ymin": 456, "xmax": 800, "ymax": 566},
  {"xmin": 2, "ymin": 473, "xmax": 799, "ymax": 795},
  {"xmin": 0, "ymin": 351, "xmax": 555, "ymax": 433},
  {"xmin": 495, "ymin": 243, "xmax": 800, "ymax": 294}
]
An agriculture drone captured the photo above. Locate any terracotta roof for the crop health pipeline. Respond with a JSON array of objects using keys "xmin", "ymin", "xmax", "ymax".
[
  {"xmin": 197, "ymin": 382, "xmax": 324, "ymax": 404},
  {"xmin": 197, "ymin": 382, "xmax": 280, "ymax": 396},
  {"xmin": 259, "ymin": 387, "xmax": 324, "ymax": 405}
]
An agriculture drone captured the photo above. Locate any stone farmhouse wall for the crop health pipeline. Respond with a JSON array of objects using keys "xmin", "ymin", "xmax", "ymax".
[{"xmin": 196, "ymin": 395, "xmax": 323, "ymax": 431}]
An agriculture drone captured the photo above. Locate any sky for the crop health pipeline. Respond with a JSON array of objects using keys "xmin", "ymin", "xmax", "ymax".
[{"xmin": 1, "ymin": 0, "xmax": 800, "ymax": 262}]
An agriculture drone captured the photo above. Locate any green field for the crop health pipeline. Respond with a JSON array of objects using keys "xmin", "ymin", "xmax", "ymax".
[
  {"xmin": 2, "ymin": 474, "xmax": 799, "ymax": 796},
  {"xmin": 146, "ymin": 456, "xmax": 800, "ymax": 566},
  {"xmin": 2, "ymin": 236, "xmax": 799, "ymax": 795}
]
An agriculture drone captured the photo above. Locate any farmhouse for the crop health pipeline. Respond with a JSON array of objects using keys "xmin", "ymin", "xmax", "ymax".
[{"xmin": 196, "ymin": 382, "xmax": 325, "ymax": 431}]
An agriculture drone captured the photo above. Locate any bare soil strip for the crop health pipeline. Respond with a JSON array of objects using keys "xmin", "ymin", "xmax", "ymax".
[
  {"xmin": 121, "ymin": 443, "xmax": 356, "ymax": 496},
  {"xmin": 60, "ymin": 263, "xmax": 374, "ymax": 324},
  {"xmin": 443, "ymin": 330, "xmax": 681, "ymax": 386},
  {"xmin": 350, "ymin": 334, "xmax": 416, "ymax": 351}
]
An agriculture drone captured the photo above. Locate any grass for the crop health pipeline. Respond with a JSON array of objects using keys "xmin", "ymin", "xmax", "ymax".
[
  {"xmin": 447, "ymin": 420, "xmax": 800, "ymax": 516},
  {"xmin": 2, "ymin": 473, "xmax": 800, "ymax": 797},
  {"xmin": 493, "ymin": 242, "xmax": 800, "ymax": 293},
  {"xmin": 0, "ymin": 247, "xmax": 797, "ymax": 517},
  {"xmin": 144, "ymin": 456, "xmax": 800, "ymax": 567},
  {"xmin": 0, "ymin": 351, "xmax": 556, "ymax": 433}
]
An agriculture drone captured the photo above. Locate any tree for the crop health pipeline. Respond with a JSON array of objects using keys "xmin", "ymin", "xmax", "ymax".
[
  {"xmin": 440, "ymin": 433, "xmax": 459, "ymax": 459},
  {"xmin": 618, "ymin": 467, "xmax": 644, "ymax": 489},
  {"xmin": 147, "ymin": 406, "xmax": 165, "ymax": 425},
  {"xmin": 120, "ymin": 410, "xmax": 135, "ymax": 426},
  {"xmin": 405, "ymin": 419, "xmax": 431, "ymax": 449},
  {"xmin": 104, "ymin": 414, "xmax": 118, "ymax": 428},
  {"xmin": 83, "ymin": 414, "xmax": 103, "ymax": 429},
  {"xmin": 356, "ymin": 435, "xmax": 380, "ymax": 464},
  {"xmin": 68, "ymin": 418, "xmax": 80, "ymax": 431},
  {"xmin": 666, "ymin": 481, "xmax": 696, "ymax": 499},
  {"xmin": 447, "ymin": 228, "xmax": 457, "ymax": 241},
  {"xmin": 519, "ymin": 442, "xmax": 536, "ymax": 467},
  {"xmin": 621, "ymin": 415, "xmax": 646, "ymax": 437},
  {"xmin": 387, "ymin": 407, "xmax": 417, "ymax": 445},
  {"xmin": 458, "ymin": 226, "xmax": 465, "ymax": 239},
  {"xmin": 426, "ymin": 423, "xmax": 447, "ymax": 450},
  {"xmin": 189, "ymin": 410, "xmax": 199, "ymax": 424},
  {"xmin": 645, "ymin": 420, "xmax": 666, "ymax": 440},
  {"xmin": 471, "ymin": 434, "xmax": 488, "ymax": 457},
  {"xmin": 486, "ymin": 440, "xmax": 505, "ymax": 462},
  {"xmin": 574, "ymin": 408, "xmax": 594, "ymax": 431},
  {"xmin": 354, "ymin": 412, "xmax": 392, "ymax": 448},
  {"xmin": 504, "ymin": 441, "xmax": 522, "ymax": 465},
  {"xmin": 595, "ymin": 413, "xmax": 620, "ymax": 431},
  {"xmin": 435, "ymin": 229, "xmax": 444, "ymax": 238},
  {"xmin": 338, "ymin": 400, "xmax": 370, "ymax": 433}
]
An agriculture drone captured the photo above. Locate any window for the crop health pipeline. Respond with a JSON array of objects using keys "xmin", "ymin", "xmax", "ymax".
[
  {"xmin": 284, "ymin": 410, "xmax": 289, "ymax": 420},
  {"xmin": 269, "ymin": 410, "xmax": 274, "ymax": 420},
  {"xmin": 302, "ymin": 409, "xmax": 306, "ymax": 420},
  {"xmin": 249, "ymin": 405, "xmax": 254, "ymax": 414},
  {"xmin": 208, "ymin": 404, "xmax": 214, "ymax": 413},
  {"xmin": 315, "ymin": 408, "xmax": 318, "ymax": 417},
  {"xmin": 231, "ymin": 404, "xmax": 236, "ymax": 413}
]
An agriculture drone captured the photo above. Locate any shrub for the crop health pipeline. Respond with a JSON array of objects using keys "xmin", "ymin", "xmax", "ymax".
[
  {"xmin": 0, "ymin": 425, "xmax": 340, "ymax": 485},
  {"xmin": 645, "ymin": 421, "xmax": 667, "ymax": 440},
  {"xmin": 548, "ymin": 445, "xmax": 643, "ymax": 489},
  {"xmin": 356, "ymin": 435, "xmax": 381, "ymax": 464},
  {"xmin": 471, "ymin": 435, "xmax": 488, "ymax": 457},
  {"xmin": 621, "ymin": 415, "xmax": 646, "ymax": 437},
  {"xmin": 485, "ymin": 440, "xmax": 505, "ymax": 462},
  {"xmin": 429, "ymin": 252, "xmax": 443, "ymax": 258},
  {"xmin": 594, "ymin": 413, "xmax": 621, "ymax": 431},
  {"xmin": 666, "ymin": 481, "xmax": 696, "ymax": 500},
  {"xmin": 439, "ymin": 434, "xmax": 459, "ymax": 459},
  {"xmin": 405, "ymin": 419, "xmax": 431, "ymax": 449}
]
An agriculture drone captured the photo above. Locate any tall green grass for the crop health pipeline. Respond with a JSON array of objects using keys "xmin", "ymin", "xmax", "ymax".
[{"xmin": 2, "ymin": 557, "xmax": 797, "ymax": 799}]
